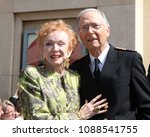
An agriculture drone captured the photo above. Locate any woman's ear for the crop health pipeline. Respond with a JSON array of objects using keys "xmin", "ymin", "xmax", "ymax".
[{"xmin": 67, "ymin": 49, "xmax": 73, "ymax": 58}]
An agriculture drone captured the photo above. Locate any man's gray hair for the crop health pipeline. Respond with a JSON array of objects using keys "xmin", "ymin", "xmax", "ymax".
[{"xmin": 77, "ymin": 8, "xmax": 110, "ymax": 27}]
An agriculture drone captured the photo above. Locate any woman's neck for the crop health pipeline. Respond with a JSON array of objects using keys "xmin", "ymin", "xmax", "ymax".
[{"xmin": 45, "ymin": 61, "xmax": 65, "ymax": 75}]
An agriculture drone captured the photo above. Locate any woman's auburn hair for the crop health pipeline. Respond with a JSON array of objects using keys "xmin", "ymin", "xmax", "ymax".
[{"xmin": 37, "ymin": 20, "xmax": 78, "ymax": 51}]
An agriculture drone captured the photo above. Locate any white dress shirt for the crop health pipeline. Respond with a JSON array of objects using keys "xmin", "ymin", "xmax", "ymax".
[{"xmin": 89, "ymin": 44, "xmax": 110, "ymax": 77}]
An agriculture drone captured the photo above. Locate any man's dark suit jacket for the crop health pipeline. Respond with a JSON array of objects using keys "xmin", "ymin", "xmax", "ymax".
[
  {"xmin": 147, "ymin": 64, "xmax": 150, "ymax": 86},
  {"xmin": 70, "ymin": 45, "xmax": 150, "ymax": 120}
]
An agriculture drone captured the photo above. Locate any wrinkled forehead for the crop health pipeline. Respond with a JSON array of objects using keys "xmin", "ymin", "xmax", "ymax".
[
  {"xmin": 45, "ymin": 30, "xmax": 69, "ymax": 41},
  {"xmin": 78, "ymin": 11, "xmax": 105, "ymax": 26}
]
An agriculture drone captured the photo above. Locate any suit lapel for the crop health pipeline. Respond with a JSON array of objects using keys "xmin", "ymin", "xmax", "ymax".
[
  {"xmin": 82, "ymin": 55, "xmax": 94, "ymax": 80},
  {"xmin": 83, "ymin": 48, "xmax": 119, "ymax": 82},
  {"xmin": 100, "ymin": 45, "xmax": 118, "ymax": 83},
  {"xmin": 81, "ymin": 55, "xmax": 101, "ymax": 100}
]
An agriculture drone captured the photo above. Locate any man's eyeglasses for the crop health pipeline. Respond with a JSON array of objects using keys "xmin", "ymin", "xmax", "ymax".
[{"xmin": 79, "ymin": 23, "xmax": 103, "ymax": 33}]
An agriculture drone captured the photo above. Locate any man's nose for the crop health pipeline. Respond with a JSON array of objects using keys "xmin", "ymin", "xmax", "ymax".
[{"xmin": 87, "ymin": 26, "xmax": 94, "ymax": 33}]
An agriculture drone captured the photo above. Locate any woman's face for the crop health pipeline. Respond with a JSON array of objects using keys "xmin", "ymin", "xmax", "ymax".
[
  {"xmin": 0, "ymin": 105, "xmax": 4, "ymax": 119},
  {"xmin": 42, "ymin": 30, "xmax": 71, "ymax": 67},
  {"xmin": 1, "ymin": 105, "xmax": 16, "ymax": 120}
]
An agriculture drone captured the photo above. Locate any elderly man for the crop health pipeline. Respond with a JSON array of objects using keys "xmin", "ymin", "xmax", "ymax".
[
  {"xmin": 70, "ymin": 8, "xmax": 150, "ymax": 120},
  {"xmin": 147, "ymin": 64, "xmax": 150, "ymax": 85}
]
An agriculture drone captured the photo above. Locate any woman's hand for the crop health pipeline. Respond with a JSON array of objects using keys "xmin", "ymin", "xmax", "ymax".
[{"xmin": 78, "ymin": 94, "xmax": 108, "ymax": 120}]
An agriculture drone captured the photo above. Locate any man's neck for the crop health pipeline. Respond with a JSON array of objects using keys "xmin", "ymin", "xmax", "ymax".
[{"xmin": 89, "ymin": 43, "xmax": 109, "ymax": 57}]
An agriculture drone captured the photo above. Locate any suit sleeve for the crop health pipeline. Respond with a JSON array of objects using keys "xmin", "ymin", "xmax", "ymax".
[{"xmin": 131, "ymin": 53, "xmax": 150, "ymax": 119}]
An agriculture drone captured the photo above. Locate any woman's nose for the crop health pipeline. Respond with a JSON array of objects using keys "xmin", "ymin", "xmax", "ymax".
[{"xmin": 52, "ymin": 44, "xmax": 59, "ymax": 50}]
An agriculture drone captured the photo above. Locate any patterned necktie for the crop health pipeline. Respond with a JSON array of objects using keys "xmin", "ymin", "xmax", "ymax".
[{"xmin": 93, "ymin": 58, "xmax": 100, "ymax": 80}]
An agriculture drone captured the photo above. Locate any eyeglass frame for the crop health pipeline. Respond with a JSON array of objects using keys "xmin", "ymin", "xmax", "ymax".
[{"xmin": 78, "ymin": 23, "xmax": 104, "ymax": 33}]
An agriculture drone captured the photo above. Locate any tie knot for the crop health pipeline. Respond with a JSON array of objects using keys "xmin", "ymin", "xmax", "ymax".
[{"xmin": 94, "ymin": 58, "xmax": 100, "ymax": 64}]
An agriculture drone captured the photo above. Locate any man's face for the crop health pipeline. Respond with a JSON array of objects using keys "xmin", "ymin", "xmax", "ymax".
[{"xmin": 78, "ymin": 11, "xmax": 110, "ymax": 53}]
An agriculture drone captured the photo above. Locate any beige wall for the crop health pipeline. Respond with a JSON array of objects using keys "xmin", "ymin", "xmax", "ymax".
[
  {"xmin": 99, "ymin": 0, "xmax": 135, "ymax": 50},
  {"xmin": 0, "ymin": 0, "xmax": 14, "ymax": 99},
  {"xmin": 1, "ymin": 0, "xmax": 147, "ymax": 100},
  {"xmin": 144, "ymin": 0, "xmax": 150, "ymax": 72}
]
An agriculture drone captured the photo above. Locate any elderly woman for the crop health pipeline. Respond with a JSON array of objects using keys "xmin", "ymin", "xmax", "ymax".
[
  {"xmin": 18, "ymin": 20, "xmax": 108, "ymax": 120},
  {"xmin": 0, "ymin": 100, "xmax": 4, "ymax": 119},
  {"xmin": 1, "ymin": 100, "xmax": 22, "ymax": 120}
]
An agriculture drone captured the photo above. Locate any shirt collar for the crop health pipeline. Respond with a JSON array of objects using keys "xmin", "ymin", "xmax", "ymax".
[{"xmin": 89, "ymin": 44, "xmax": 110, "ymax": 65}]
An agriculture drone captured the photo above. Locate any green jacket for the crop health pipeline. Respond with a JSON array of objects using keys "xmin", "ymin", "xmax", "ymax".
[{"xmin": 18, "ymin": 66, "xmax": 80, "ymax": 120}]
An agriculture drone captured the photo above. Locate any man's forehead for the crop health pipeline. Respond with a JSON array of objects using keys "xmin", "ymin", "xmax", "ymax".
[{"xmin": 79, "ymin": 12, "xmax": 104, "ymax": 25}]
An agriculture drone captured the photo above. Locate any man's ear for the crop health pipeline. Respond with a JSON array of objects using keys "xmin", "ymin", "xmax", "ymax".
[{"xmin": 106, "ymin": 27, "xmax": 110, "ymax": 37}]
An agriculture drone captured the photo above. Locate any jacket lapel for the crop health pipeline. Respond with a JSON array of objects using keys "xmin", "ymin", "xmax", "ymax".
[
  {"xmin": 100, "ymin": 45, "xmax": 118, "ymax": 83},
  {"xmin": 82, "ymin": 55, "xmax": 94, "ymax": 80}
]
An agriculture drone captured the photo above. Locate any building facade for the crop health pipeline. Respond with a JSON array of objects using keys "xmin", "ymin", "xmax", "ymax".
[{"xmin": 0, "ymin": 0, "xmax": 149, "ymax": 99}]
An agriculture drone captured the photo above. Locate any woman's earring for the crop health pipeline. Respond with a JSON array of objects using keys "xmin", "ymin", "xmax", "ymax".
[{"xmin": 64, "ymin": 58, "xmax": 70, "ymax": 68}]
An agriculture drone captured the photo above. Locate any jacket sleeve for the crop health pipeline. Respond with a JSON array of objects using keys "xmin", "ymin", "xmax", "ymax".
[{"xmin": 131, "ymin": 53, "xmax": 150, "ymax": 119}]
